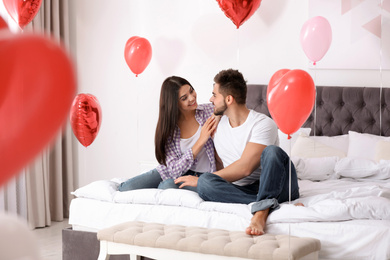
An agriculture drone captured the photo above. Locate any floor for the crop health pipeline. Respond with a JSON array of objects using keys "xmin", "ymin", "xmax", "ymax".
[{"xmin": 33, "ymin": 219, "xmax": 71, "ymax": 260}]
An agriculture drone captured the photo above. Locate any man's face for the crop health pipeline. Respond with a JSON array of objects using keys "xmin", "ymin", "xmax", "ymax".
[{"xmin": 210, "ymin": 83, "xmax": 227, "ymax": 116}]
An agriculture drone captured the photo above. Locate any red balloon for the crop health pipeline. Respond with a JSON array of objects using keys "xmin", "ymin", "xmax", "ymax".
[
  {"xmin": 124, "ymin": 36, "xmax": 152, "ymax": 77},
  {"xmin": 2, "ymin": 0, "xmax": 42, "ymax": 30},
  {"xmin": 70, "ymin": 94, "xmax": 102, "ymax": 147},
  {"xmin": 216, "ymin": 0, "xmax": 262, "ymax": 29},
  {"xmin": 0, "ymin": 16, "xmax": 8, "ymax": 30},
  {"xmin": 0, "ymin": 31, "xmax": 77, "ymax": 187},
  {"xmin": 267, "ymin": 69, "xmax": 315, "ymax": 138}
]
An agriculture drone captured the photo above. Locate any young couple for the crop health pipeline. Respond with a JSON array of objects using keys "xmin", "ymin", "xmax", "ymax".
[{"xmin": 119, "ymin": 69, "xmax": 300, "ymax": 236}]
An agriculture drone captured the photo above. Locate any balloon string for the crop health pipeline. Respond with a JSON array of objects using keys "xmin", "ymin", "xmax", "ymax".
[
  {"xmin": 379, "ymin": 0, "xmax": 383, "ymax": 136},
  {"xmin": 288, "ymin": 137, "xmax": 292, "ymax": 260},
  {"xmin": 313, "ymin": 64, "xmax": 317, "ymax": 137},
  {"xmin": 288, "ymin": 138, "xmax": 291, "ymax": 204},
  {"xmin": 83, "ymin": 145, "xmax": 87, "ymax": 185},
  {"xmin": 237, "ymin": 29, "xmax": 240, "ymax": 68}
]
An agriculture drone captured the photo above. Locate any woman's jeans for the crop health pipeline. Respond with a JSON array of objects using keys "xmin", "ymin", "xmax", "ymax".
[
  {"xmin": 118, "ymin": 168, "xmax": 201, "ymax": 192},
  {"xmin": 197, "ymin": 145, "xmax": 299, "ymax": 214},
  {"xmin": 118, "ymin": 168, "xmax": 162, "ymax": 191}
]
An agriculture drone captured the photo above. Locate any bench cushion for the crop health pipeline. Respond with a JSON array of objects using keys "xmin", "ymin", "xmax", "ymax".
[{"xmin": 97, "ymin": 221, "xmax": 320, "ymax": 260}]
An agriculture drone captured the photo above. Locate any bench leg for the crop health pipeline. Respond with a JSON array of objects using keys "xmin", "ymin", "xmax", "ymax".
[
  {"xmin": 130, "ymin": 254, "xmax": 141, "ymax": 260},
  {"xmin": 98, "ymin": 240, "xmax": 110, "ymax": 260}
]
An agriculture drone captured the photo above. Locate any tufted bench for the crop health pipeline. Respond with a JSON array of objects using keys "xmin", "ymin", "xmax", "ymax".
[{"xmin": 97, "ymin": 221, "xmax": 321, "ymax": 260}]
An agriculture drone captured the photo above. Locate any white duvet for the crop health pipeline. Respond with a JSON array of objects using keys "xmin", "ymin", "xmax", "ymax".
[
  {"xmin": 70, "ymin": 178, "xmax": 390, "ymax": 260},
  {"xmin": 71, "ymin": 178, "xmax": 390, "ymax": 225}
]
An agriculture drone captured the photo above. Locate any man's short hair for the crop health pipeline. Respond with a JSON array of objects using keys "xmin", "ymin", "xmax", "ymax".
[{"xmin": 214, "ymin": 69, "xmax": 247, "ymax": 105}]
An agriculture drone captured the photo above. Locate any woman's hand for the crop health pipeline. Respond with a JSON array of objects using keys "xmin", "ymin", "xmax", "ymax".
[
  {"xmin": 191, "ymin": 116, "xmax": 217, "ymax": 158},
  {"xmin": 199, "ymin": 116, "xmax": 217, "ymax": 144},
  {"xmin": 210, "ymin": 115, "xmax": 221, "ymax": 138}
]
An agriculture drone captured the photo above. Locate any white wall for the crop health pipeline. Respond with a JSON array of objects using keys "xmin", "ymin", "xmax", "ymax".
[{"xmin": 68, "ymin": 0, "xmax": 390, "ymax": 187}]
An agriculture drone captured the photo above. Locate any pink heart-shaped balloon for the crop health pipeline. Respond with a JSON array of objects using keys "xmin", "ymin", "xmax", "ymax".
[
  {"xmin": 267, "ymin": 69, "xmax": 315, "ymax": 138},
  {"xmin": 2, "ymin": 0, "xmax": 42, "ymax": 29},
  {"xmin": 216, "ymin": 0, "xmax": 262, "ymax": 29},
  {"xmin": 0, "ymin": 31, "xmax": 76, "ymax": 187}
]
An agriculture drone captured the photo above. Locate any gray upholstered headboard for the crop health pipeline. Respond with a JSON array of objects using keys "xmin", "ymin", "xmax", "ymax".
[{"xmin": 246, "ymin": 84, "xmax": 390, "ymax": 137}]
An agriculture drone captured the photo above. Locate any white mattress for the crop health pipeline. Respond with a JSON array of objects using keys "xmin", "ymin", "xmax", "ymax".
[{"xmin": 69, "ymin": 178, "xmax": 390, "ymax": 260}]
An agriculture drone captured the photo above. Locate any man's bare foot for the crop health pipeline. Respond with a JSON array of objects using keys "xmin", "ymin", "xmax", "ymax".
[
  {"xmin": 294, "ymin": 202, "xmax": 304, "ymax": 207},
  {"xmin": 245, "ymin": 209, "xmax": 269, "ymax": 236}
]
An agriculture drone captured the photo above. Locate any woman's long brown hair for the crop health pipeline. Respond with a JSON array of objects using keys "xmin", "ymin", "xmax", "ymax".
[{"xmin": 155, "ymin": 76, "xmax": 193, "ymax": 165}]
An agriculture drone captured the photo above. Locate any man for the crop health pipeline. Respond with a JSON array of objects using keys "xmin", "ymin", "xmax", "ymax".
[{"xmin": 175, "ymin": 69, "xmax": 300, "ymax": 236}]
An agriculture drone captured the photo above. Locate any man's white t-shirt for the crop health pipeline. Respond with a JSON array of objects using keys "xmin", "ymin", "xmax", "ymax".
[{"xmin": 213, "ymin": 110, "xmax": 279, "ymax": 186}]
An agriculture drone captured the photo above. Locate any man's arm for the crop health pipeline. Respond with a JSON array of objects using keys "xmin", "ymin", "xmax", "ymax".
[
  {"xmin": 214, "ymin": 142, "xmax": 266, "ymax": 182},
  {"xmin": 175, "ymin": 142, "xmax": 266, "ymax": 188}
]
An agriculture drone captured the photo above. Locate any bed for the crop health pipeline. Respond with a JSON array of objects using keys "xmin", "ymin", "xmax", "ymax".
[{"xmin": 64, "ymin": 85, "xmax": 390, "ymax": 260}]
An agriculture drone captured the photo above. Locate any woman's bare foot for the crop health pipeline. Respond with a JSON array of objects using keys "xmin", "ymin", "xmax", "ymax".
[
  {"xmin": 295, "ymin": 202, "xmax": 304, "ymax": 207},
  {"xmin": 245, "ymin": 209, "xmax": 269, "ymax": 236}
]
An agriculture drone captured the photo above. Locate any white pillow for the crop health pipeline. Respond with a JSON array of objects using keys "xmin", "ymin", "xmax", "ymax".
[
  {"xmin": 71, "ymin": 180, "xmax": 119, "ymax": 202},
  {"xmin": 291, "ymin": 134, "xmax": 346, "ymax": 158},
  {"xmin": 292, "ymin": 156, "xmax": 338, "ymax": 181},
  {"xmin": 278, "ymin": 128, "xmax": 311, "ymax": 154},
  {"xmin": 335, "ymin": 158, "xmax": 379, "ymax": 178},
  {"xmin": 375, "ymin": 140, "xmax": 390, "ymax": 161},
  {"xmin": 347, "ymin": 131, "xmax": 390, "ymax": 160},
  {"xmin": 335, "ymin": 157, "xmax": 390, "ymax": 180},
  {"xmin": 310, "ymin": 134, "xmax": 349, "ymax": 154}
]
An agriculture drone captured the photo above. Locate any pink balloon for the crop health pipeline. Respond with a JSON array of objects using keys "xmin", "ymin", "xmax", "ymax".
[{"xmin": 300, "ymin": 16, "xmax": 332, "ymax": 65}]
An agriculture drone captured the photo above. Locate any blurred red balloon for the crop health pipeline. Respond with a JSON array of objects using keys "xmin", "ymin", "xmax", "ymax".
[
  {"xmin": 124, "ymin": 36, "xmax": 152, "ymax": 77},
  {"xmin": 0, "ymin": 16, "xmax": 8, "ymax": 30},
  {"xmin": 70, "ymin": 94, "xmax": 102, "ymax": 147},
  {"xmin": 267, "ymin": 69, "xmax": 315, "ymax": 139},
  {"xmin": 0, "ymin": 31, "xmax": 77, "ymax": 188},
  {"xmin": 216, "ymin": 0, "xmax": 262, "ymax": 29},
  {"xmin": 2, "ymin": 0, "xmax": 42, "ymax": 30}
]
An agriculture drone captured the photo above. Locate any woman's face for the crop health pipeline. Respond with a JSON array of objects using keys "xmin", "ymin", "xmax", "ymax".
[{"xmin": 178, "ymin": 84, "xmax": 197, "ymax": 113}]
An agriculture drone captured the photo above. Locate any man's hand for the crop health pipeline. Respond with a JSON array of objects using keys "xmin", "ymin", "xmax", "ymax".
[{"xmin": 174, "ymin": 176, "xmax": 199, "ymax": 188}]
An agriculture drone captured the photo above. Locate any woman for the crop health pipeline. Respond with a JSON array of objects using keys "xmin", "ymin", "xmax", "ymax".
[{"xmin": 119, "ymin": 76, "xmax": 218, "ymax": 192}]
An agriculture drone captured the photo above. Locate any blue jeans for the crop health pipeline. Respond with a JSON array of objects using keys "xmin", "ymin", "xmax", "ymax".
[
  {"xmin": 197, "ymin": 145, "xmax": 299, "ymax": 214},
  {"xmin": 158, "ymin": 170, "xmax": 202, "ymax": 192},
  {"xmin": 118, "ymin": 168, "xmax": 202, "ymax": 192},
  {"xmin": 118, "ymin": 168, "xmax": 162, "ymax": 191}
]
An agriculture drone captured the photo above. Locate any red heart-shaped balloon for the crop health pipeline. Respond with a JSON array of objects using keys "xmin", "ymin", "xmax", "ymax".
[
  {"xmin": 267, "ymin": 69, "xmax": 315, "ymax": 138},
  {"xmin": 2, "ymin": 0, "xmax": 42, "ymax": 29},
  {"xmin": 70, "ymin": 93, "xmax": 102, "ymax": 147},
  {"xmin": 0, "ymin": 31, "xmax": 76, "ymax": 187},
  {"xmin": 216, "ymin": 0, "xmax": 262, "ymax": 29}
]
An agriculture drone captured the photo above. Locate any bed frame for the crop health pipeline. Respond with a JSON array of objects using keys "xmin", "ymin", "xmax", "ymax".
[
  {"xmin": 246, "ymin": 84, "xmax": 390, "ymax": 136},
  {"xmin": 63, "ymin": 84, "xmax": 390, "ymax": 260}
]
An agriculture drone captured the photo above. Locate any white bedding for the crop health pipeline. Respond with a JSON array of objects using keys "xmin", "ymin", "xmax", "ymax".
[{"xmin": 69, "ymin": 178, "xmax": 390, "ymax": 260}]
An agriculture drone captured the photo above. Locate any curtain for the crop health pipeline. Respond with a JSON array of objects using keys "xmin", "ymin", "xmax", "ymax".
[
  {"xmin": 22, "ymin": 0, "xmax": 78, "ymax": 228},
  {"xmin": 0, "ymin": 173, "xmax": 28, "ymax": 219}
]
